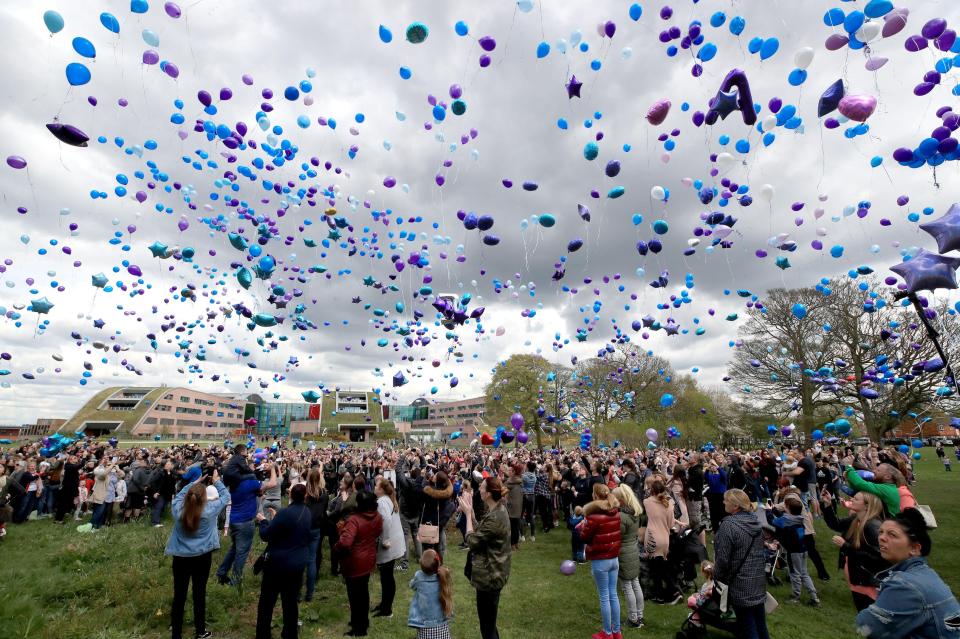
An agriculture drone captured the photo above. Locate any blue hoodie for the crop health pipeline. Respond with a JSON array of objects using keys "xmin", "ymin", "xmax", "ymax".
[{"xmin": 165, "ymin": 480, "xmax": 229, "ymax": 557}]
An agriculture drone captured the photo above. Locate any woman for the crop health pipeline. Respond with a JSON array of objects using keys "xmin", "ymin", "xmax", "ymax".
[
  {"xmin": 334, "ymin": 490, "xmax": 383, "ymax": 637},
  {"xmin": 165, "ymin": 470, "xmax": 229, "ymax": 639},
  {"xmin": 326, "ymin": 475, "xmax": 356, "ymax": 577},
  {"xmin": 505, "ymin": 464, "xmax": 524, "ymax": 551},
  {"xmin": 579, "ymin": 483, "xmax": 622, "ymax": 639},
  {"xmin": 420, "ymin": 471, "xmax": 454, "ymax": 556},
  {"xmin": 821, "ymin": 488, "xmax": 888, "ymax": 611},
  {"xmin": 303, "ymin": 467, "xmax": 328, "ymax": 602},
  {"xmin": 464, "ymin": 476, "xmax": 512, "ymax": 639},
  {"xmin": 667, "ymin": 466, "xmax": 690, "ymax": 527},
  {"xmin": 255, "ymin": 484, "xmax": 313, "ymax": 639},
  {"xmin": 856, "ymin": 508, "xmax": 960, "ymax": 638},
  {"xmin": 260, "ymin": 463, "xmax": 282, "ymax": 520},
  {"xmin": 612, "ymin": 485, "xmax": 645, "ymax": 629},
  {"xmin": 373, "ymin": 478, "xmax": 405, "ymax": 618},
  {"xmin": 704, "ymin": 462, "xmax": 728, "ymax": 533},
  {"xmin": 643, "ymin": 479, "xmax": 680, "ymax": 604},
  {"xmin": 714, "ymin": 489, "xmax": 769, "ymax": 639}
]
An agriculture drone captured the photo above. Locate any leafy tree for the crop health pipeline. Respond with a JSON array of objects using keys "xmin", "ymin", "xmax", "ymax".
[{"xmin": 484, "ymin": 354, "xmax": 567, "ymax": 448}]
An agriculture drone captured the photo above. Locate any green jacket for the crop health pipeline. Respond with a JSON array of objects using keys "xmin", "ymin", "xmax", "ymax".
[
  {"xmin": 617, "ymin": 508, "xmax": 641, "ymax": 581},
  {"xmin": 845, "ymin": 467, "xmax": 900, "ymax": 515},
  {"xmin": 467, "ymin": 503, "xmax": 512, "ymax": 592}
]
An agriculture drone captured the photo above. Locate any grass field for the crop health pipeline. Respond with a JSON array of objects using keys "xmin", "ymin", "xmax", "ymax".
[{"xmin": 1, "ymin": 458, "xmax": 958, "ymax": 639}]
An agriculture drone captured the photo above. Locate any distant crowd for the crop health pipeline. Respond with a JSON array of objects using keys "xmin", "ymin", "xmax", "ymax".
[{"xmin": 1, "ymin": 434, "xmax": 958, "ymax": 639}]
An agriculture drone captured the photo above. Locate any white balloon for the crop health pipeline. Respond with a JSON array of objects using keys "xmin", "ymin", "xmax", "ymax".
[
  {"xmin": 793, "ymin": 47, "xmax": 815, "ymax": 69},
  {"xmin": 762, "ymin": 115, "xmax": 778, "ymax": 132},
  {"xmin": 555, "ymin": 38, "xmax": 568, "ymax": 54},
  {"xmin": 816, "ymin": 227, "xmax": 828, "ymax": 237},
  {"xmin": 857, "ymin": 22, "xmax": 881, "ymax": 43},
  {"xmin": 621, "ymin": 46, "xmax": 633, "ymax": 59},
  {"xmin": 716, "ymin": 152, "xmax": 736, "ymax": 172},
  {"xmin": 687, "ymin": 238, "xmax": 701, "ymax": 247},
  {"xmin": 650, "ymin": 185, "xmax": 666, "ymax": 201},
  {"xmin": 758, "ymin": 184, "xmax": 775, "ymax": 203}
]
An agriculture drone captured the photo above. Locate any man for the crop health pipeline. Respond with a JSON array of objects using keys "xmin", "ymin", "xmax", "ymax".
[
  {"xmin": 685, "ymin": 453, "xmax": 706, "ymax": 543},
  {"xmin": 55, "ymin": 454, "xmax": 82, "ymax": 523},
  {"xmin": 395, "ymin": 455, "xmax": 424, "ymax": 571},
  {"xmin": 620, "ymin": 459, "xmax": 642, "ymax": 501},
  {"xmin": 13, "ymin": 461, "xmax": 41, "ymax": 523},
  {"xmin": 216, "ymin": 449, "xmax": 261, "ymax": 587},
  {"xmin": 789, "ymin": 451, "xmax": 819, "ymax": 516},
  {"xmin": 148, "ymin": 460, "xmax": 177, "ymax": 527},
  {"xmin": 124, "ymin": 458, "xmax": 151, "ymax": 522}
]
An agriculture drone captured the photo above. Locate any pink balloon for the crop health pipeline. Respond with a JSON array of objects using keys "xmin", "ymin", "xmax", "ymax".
[
  {"xmin": 825, "ymin": 34, "xmax": 850, "ymax": 51},
  {"xmin": 838, "ymin": 95, "xmax": 877, "ymax": 122},
  {"xmin": 882, "ymin": 10, "xmax": 909, "ymax": 38},
  {"xmin": 646, "ymin": 99, "xmax": 672, "ymax": 125},
  {"xmin": 865, "ymin": 57, "xmax": 888, "ymax": 71}
]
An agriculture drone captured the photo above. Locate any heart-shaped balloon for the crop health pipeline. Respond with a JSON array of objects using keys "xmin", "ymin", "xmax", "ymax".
[{"xmin": 480, "ymin": 432, "xmax": 495, "ymax": 446}]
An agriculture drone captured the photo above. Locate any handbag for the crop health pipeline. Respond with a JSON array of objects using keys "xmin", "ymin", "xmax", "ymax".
[
  {"xmin": 915, "ymin": 504, "xmax": 937, "ymax": 529},
  {"xmin": 417, "ymin": 504, "xmax": 441, "ymax": 545},
  {"xmin": 463, "ymin": 549, "xmax": 473, "ymax": 580},
  {"xmin": 715, "ymin": 530, "xmax": 760, "ymax": 613},
  {"xmin": 252, "ymin": 551, "xmax": 268, "ymax": 575},
  {"xmin": 764, "ymin": 592, "xmax": 779, "ymax": 614}
]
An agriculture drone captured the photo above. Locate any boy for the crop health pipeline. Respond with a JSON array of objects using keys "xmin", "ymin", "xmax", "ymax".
[
  {"xmin": 772, "ymin": 497, "xmax": 821, "ymax": 607},
  {"xmin": 568, "ymin": 505, "xmax": 586, "ymax": 563}
]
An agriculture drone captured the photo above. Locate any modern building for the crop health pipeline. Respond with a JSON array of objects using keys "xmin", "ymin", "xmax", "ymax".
[
  {"xmin": 0, "ymin": 418, "xmax": 65, "ymax": 440},
  {"xmin": 330, "ymin": 390, "xmax": 383, "ymax": 442},
  {"xmin": 248, "ymin": 391, "xmax": 388, "ymax": 442},
  {"xmin": 61, "ymin": 386, "xmax": 254, "ymax": 439},
  {"xmin": 384, "ymin": 396, "xmax": 487, "ymax": 442}
]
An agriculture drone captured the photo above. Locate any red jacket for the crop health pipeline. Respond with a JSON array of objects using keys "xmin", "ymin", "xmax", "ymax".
[
  {"xmin": 579, "ymin": 498, "xmax": 622, "ymax": 560},
  {"xmin": 334, "ymin": 510, "xmax": 384, "ymax": 578}
]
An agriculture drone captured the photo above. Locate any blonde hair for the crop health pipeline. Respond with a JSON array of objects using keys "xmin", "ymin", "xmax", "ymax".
[
  {"xmin": 612, "ymin": 485, "xmax": 643, "ymax": 518},
  {"xmin": 723, "ymin": 488, "xmax": 754, "ymax": 513},
  {"xmin": 591, "ymin": 483, "xmax": 619, "ymax": 510},
  {"xmin": 846, "ymin": 492, "xmax": 884, "ymax": 549}
]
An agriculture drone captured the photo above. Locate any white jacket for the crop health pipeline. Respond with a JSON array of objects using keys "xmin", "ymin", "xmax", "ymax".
[{"xmin": 376, "ymin": 495, "xmax": 406, "ymax": 564}]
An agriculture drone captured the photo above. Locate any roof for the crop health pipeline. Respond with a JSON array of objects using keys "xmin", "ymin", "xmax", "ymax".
[{"xmin": 61, "ymin": 386, "xmax": 168, "ymax": 433}]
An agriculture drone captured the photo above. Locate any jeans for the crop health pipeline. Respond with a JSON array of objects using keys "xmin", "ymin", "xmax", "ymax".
[
  {"xmin": 90, "ymin": 502, "xmax": 108, "ymax": 529},
  {"xmin": 475, "ymin": 589, "xmax": 502, "ymax": 639},
  {"xmin": 522, "ymin": 495, "xmax": 536, "ymax": 537},
  {"xmin": 378, "ymin": 560, "xmax": 396, "ymax": 615},
  {"xmin": 42, "ymin": 485, "xmax": 59, "ymax": 516},
  {"xmin": 733, "ymin": 603, "xmax": 770, "ymax": 639},
  {"xmin": 217, "ymin": 520, "xmax": 255, "ymax": 585},
  {"xmin": 345, "ymin": 573, "xmax": 371, "ymax": 635},
  {"xmin": 256, "ymin": 565, "xmax": 303, "ymax": 639},
  {"xmin": 788, "ymin": 552, "xmax": 818, "ymax": 601},
  {"xmin": 304, "ymin": 528, "xmax": 323, "ymax": 600},
  {"xmin": 151, "ymin": 495, "xmax": 168, "ymax": 525},
  {"xmin": 171, "ymin": 551, "xmax": 212, "ymax": 639},
  {"xmin": 620, "ymin": 576, "xmax": 645, "ymax": 622},
  {"xmin": 591, "ymin": 557, "xmax": 621, "ymax": 634},
  {"xmin": 400, "ymin": 513, "xmax": 421, "ymax": 565},
  {"xmin": 14, "ymin": 493, "xmax": 38, "ymax": 523}
]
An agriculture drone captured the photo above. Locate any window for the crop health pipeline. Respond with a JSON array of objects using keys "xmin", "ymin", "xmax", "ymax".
[
  {"xmin": 179, "ymin": 396, "xmax": 190, "ymax": 403},
  {"xmin": 176, "ymin": 419, "xmax": 202, "ymax": 427},
  {"xmin": 143, "ymin": 418, "xmax": 157, "ymax": 424},
  {"xmin": 164, "ymin": 394, "xmax": 173, "ymax": 400},
  {"xmin": 159, "ymin": 418, "xmax": 175, "ymax": 426},
  {"xmin": 176, "ymin": 407, "xmax": 201, "ymax": 415},
  {"xmin": 154, "ymin": 404, "xmax": 171, "ymax": 412}
]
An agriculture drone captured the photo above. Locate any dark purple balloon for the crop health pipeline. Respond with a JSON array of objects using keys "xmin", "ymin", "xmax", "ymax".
[
  {"xmin": 164, "ymin": 62, "xmax": 180, "ymax": 78},
  {"xmin": 47, "ymin": 122, "xmax": 89, "ymax": 147},
  {"xmin": 924, "ymin": 70, "xmax": 942, "ymax": 85},
  {"xmin": 921, "ymin": 18, "xmax": 947, "ymax": 40},
  {"xmin": 142, "ymin": 50, "xmax": 160, "ymax": 65},
  {"xmin": 87, "ymin": 96, "xmax": 98, "ymax": 106},
  {"xmin": 479, "ymin": 54, "xmax": 491, "ymax": 67},
  {"xmin": 768, "ymin": 97, "xmax": 783, "ymax": 114},
  {"xmin": 220, "ymin": 87, "xmax": 233, "ymax": 100},
  {"xmin": 604, "ymin": 21, "xmax": 616, "ymax": 38},
  {"xmin": 939, "ymin": 137, "xmax": 959, "ymax": 154},
  {"xmin": 164, "ymin": 2, "xmax": 182, "ymax": 18},
  {"xmin": 824, "ymin": 118, "xmax": 840, "ymax": 129},
  {"xmin": 478, "ymin": 36, "xmax": 496, "ymax": 51},
  {"xmin": 936, "ymin": 29, "xmax": 957, "ymax": 51},
  {"xmin": 893, "ymin": 147, "xmax": 914, "ymax": 162},
  {"xmin": 914, "ymin": 82, "xmax": 935, "ymax": 96},
  {"xmin": 198, "ymin": 90, "xmax": 212, "ymax": 106},
  {"xmin": 904, "ymin": 35, "xmax": 928, "ymax": 51}
]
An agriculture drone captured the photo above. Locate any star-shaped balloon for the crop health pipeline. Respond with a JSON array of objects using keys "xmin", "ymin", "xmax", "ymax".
[
  {"xmin": 664, "ymin": 320, "xmax": 681, "ymax": 336},
  {"xmin": 919, "ymin": 203, "xmax": 960, "ymax": 255},
  {"xmin": 705, "ymin": 68, "xmax": 756, "ymax": 126},
  {"xmin": 93, "ymin": 318, "xmax": 106, "ymax": 329},
  {"xmin": 890, "ymin": 248, "xmax": 960, "ymax": 294},
  {"xmin": 709, "ymin": 90, "xmax": 741, "ymax": 121},
  {"xmin": 148, "ymin": 241, "xmax": 169, "ymax": 258},
  {"xmin": 29, "ymin": 297, "xmax": 54, "ymax": 314},
  {"xmin": 91, "ymin": 273, "xmax": 109, "ymax": 288},
  {"xmin": 566, "ymin": 74, "xmax": 583, "ymax": 99}
]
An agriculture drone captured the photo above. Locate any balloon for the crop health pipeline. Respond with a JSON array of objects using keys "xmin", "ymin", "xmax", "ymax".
[
  {"xmin": 406, "ymin": 22, "xmax": 429, "ymax": 44},
  {"xmin": 65, "ymin": 63, "xmax": 92, "ymax": 86},
  {"xmin": 705, "ymin": 69, "xmax": 756, "ymax": 126},
  {"xmin": 920, "ymin": 203, "xmax": 960, "ymax": 254},
  {"xmin": 882, "ymin": 10, "xmax": 909, "ymax": 38},
  {"xmin": 646, "ymin": 100, "xmax": 671, "ymax": 125},
  {"xmin": 510, "ymin": 412, "xmax": 525, "ymax": 429},
  {"xmin": 659, "ymin": 393, "xmax": 674, "ymax": 408},
  {"xmin": 818, "ymin": 79, "xmax": 845, "ymax": 117},
  {"xmin": 131, "ymin": 0, "xmax": 149, "ymax": 14},
  {"xmin": 838, "ymin": 95, "xmax": 877, "ymax": 122},
  {"xmin": 379, "ymin": 24, "xmax": 393, "ymax": 43},
  {"xmin": 794, "ymin": 47, "xmax": 815, "ymax": 69},
  {"xmin": 812, "ymin": 429, "xmax": 824, "ymax": 441},
  {"xmin": 30, "ymin": 297, "xmax": 54, "ymax": 314},
  {"xmin": 646, "ymin": 428, "xmax": 659, "ymax": 442},
  {"xmin": 43, "ymin": 10, "xmax": 64, "ymax": 34},
  {"xmin": 890, "ymin": 249, "xmax": 960, "ymax": 293},
  {"xmin": 100, "ymin": 12, "xmax": 120, "ymax": 34},
  {"xmin": 791, "ymin": 303, "xmax": 808, "ymax": 319},
  {"xmin": 164, "ymin": 2, "xmax": 182, "ymax": 18},
  {"xmin": 6, "ymin": 155, "xmax": 27, "ymax": 170},
  {"xmin": 560, "ymin": 560, "xmax": 576, "ymax": 575},
  {"xmin": 759, "ymin": 38, "xmax": 779, "ymax": 60},
  {"xmin": 46, "ymin": 122, "xmax": 89, "ymax": 147},
  {"xmin": 142, "ymin": 29, "xmax": 160, "ymax": 47},
  {"xmin": 516, "ymin": 431, "xmax": 529, "ymax": 445},
  {"xmin": 480, "ymin": 432, "xmax": 495, "ymax": 446}
]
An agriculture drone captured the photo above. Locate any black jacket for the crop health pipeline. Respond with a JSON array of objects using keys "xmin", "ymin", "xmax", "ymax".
[
  {"xmin": 60, "ymin": 462, "xmax": 82, "ymax": 497},
  {"xmin": 686, "ymin": 464, "xmax": 705, "ymax": 500},
  {"xmin": 305, "ymin": 493, "xmax": 329, "ymax": 531},
  {"xmin": 396, "ymin": 460, "xmax": 425, "ymax": 519},
  {"xmin": 223, "ymin": 454, "xmax": 256, "ymax": 490},
  {"xmin": 823, "ymin": 507, "xmax": 888, "ymax": 587},
  {"xmin": 258, "ymin": 502, "xmax": 313, "ymax": 572}
]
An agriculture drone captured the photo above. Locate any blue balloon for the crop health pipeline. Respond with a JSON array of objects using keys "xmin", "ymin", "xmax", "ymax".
[
  {"xmin": 72, "ymin": 37, "xmax": 96, "ymax": 58},
  {"xmin": 432, "ymin": 104, "xmax": 446, "ymax": 121},
  {"xmin": 629, "ymin": 3, "xmax": 643, "ymax": 21},
  {"xmin": 454, "ymin": 21, "xmax": 469, "ymax": 36},
  {"xmin": 824, "ymin": 8, "xmax": 845, "ymax": 27},
  {"xmin": 760, "ymin": 37, "xmax": 779, "ymax": 60},
  {"xmin": 65, "ymin": 62, "xmax": 91, "ymax": 86},
  {"xmin": 763, "ymin": 132, "xmax": 776, "ymax": 146},
  {"xmin": 698, "ymin": 43, "xmax": 717, "ymax": 62},
  {"xmin": 100, "ymin": 12, "xmax": 120, "ymax": 34},
  {"xmin": 660, "ymin": 393, "xmax": 675, "ymax": 408},
  {"xmin": 747, "ymin": 37, "xmax": 763, "ymax": 54},
  {"xmin": 710, "ymin": 12, "xmax": 726, "ymax": 28},
  {"xmin": 865, "ymin": 0, "xmax": 894, "ymax": 18},
  {"xmin": 791, "ymin": 303, "xmax": 808, "ymax": 319},
  {"xmin": 843, "ymin": 10, "xmax": 865, "ymax": 34},
  {"xmin": 43, "ymin": 10, "xmax": 65, "ymax": 34},
  {"xmin": 536, "ymin": 41, "xmax": 551, "ymax": 58},
  {"xmin": 378, "ymin": 24, "xmax": 393, "ymax": 43},
  {"xmin": 870, "ymin": 156, "xmax": 882, "ymax": 168},
  {"xmin": 735, "ymin": 139, "xmax": 750, "ymax": 153},
  {"xmin": 788, "ymin": 68, "xmax": 807, "ymax": 86},
  {"xmin": 729, "ymin": 16, "xmax": 746, "ymax": 36},
  {"xmin": 131, "ymin": 0, "xmax": 149, "ymax": 14}
]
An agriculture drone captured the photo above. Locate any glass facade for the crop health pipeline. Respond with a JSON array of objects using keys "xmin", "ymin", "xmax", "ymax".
[
  {"xmin": 385, "ymin": 404, "xmax": 429, "ymax": 422},
  {"xmin": 256, "ymin": 402, "xmax": 313, "ymax": 435}
]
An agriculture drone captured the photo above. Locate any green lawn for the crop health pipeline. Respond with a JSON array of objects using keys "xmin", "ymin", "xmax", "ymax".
[{"xmin": 1, "ymin": 458, "xmax": 958, "ymax": 639}]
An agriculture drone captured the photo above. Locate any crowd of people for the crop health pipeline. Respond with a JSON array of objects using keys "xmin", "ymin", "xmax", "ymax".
[{"xmin": 1, "ymin": 433, "xmax": 958, "ymax": 639}]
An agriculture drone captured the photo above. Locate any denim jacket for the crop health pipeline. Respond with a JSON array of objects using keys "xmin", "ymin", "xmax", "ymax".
[
  {"xmin": 407, "ymin": 570, "xmax": 451, "ymax": 629},
  {"xmin": 165, "ymin": 480, "xmax": 229, "ymax": 557},
  {"xmin": 856, "ymin": 557, "xmax": 960, "ymax": 639}
]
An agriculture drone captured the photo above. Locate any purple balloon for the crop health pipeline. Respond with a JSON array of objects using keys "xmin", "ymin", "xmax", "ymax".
[
  {"xmin": 646, "ymin": 99, "xmax": 671, "ymax": 125},
  {"xmin": 921, "ymin": 18, "xmax": 948, "ymax": 40},
  {"xmin": 919, "ymin": 203, "xmax": 960, "ymax": 254},
  {"xmin": 164, "ymin": 2, "xmax": 182, "ymax": 18},
  {"xmin": 935, "ymin": 30, "xmax": 956, "ymax": 51},
  {"xmin": 604, "ymin": 21, "xmax": 616, "ymax": 38},
  {"xmin": 904, "ymin": 35, "xmax": 928, "ymax": 52},
  {"xmin": 893, "ymin": 147, "xmax": 914, "ymax": 162},
  {"xmin": 242, "ymin": 74, "xmax": 253, "ymax": 85},
  {"xmin": 865, "ymin": 57, "xmax": 888, "ymax": 71},
  {"xmin": 516, "ymin": 431, "xmax": 529, "ymax": 445},
  {"xmin": 164, "ymin": 62, "xmax": 180, "ymax": 78},
  {"xmin": 838, "ymin": 94, "xmax": 877, "ymax": 122},
  {"xmin": 825, "ymin": 34, "xmax": 850, "ymax": 51},
  {"xmin": 882, "ymin": 10, "xmax": 909, "ymax": 38},
  {"xmin": 510, "ymin": 412, "xmax": 525, "ymax": 429},
  {"xmin": 939, "ymin": 138, "xmax": 959, "ymax": 154},
  {"xmin": 914, "ymin": 82, "xmax": 936, "ymax": 97},
  {"xmin": 47, "ymin": 122, "xmax": 89, "ymax": 147},
  {"xmin": 560, "ymin": 560, "xmax": 576, "ymax": 576},
  {"xmin": 6, "ymin": 155, "xmax": 26, "ymax": 169},
  {"xmin": 890, "ymin": 248, "xmax": 960, "ymax": 294},
  {"xmin": 127, "ymin": 265, "xmax": 143, "ymax": 277},
  {"xmin": 478, "ymin": 36, "xmax": 496, "ymax": 51},
  {"xmin": 142, "ymin": 50, "xmax": 159, "ymax": 65}
]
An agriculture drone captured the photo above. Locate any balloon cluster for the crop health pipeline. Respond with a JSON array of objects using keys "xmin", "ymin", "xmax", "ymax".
[
  {"xmin": 893, "ymin": 108, "xmax": 960, "ymax": 168},
  {"xmin": 579, "ymin": 428, "xmax": 592, "ymax": 450},
  {"xmin": 432, "ymin": 294, "xmax": 484, "ymax": 328},
  {"xmin": 39, "ymin": 433, "xmax": 75, "ymax": 457},
  {"xmin": 890, "ymin": 202, "xmax": 960, "ymax": 294},
  {"xmin": 902, "ymin": 17, "xmax": 959, "ymax": 96},
  {"xmin": 666, "ymin": 426, "xmax": 681, "ymax": 439}
]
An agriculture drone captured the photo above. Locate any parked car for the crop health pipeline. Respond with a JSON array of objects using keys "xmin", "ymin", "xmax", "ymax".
[
  {"xmin": 881, "ymin": 437, "xmax": 909, "ymax": 447},
  {"xmin": 851, "ymin": 437, "xmax": 871, "ymax": 447}
]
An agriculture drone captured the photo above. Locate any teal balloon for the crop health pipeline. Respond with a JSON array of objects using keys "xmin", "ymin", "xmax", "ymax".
[
  {"xmin": 43, "ymin": 10, "xmax": 65, "ymax": 34},
  {"xmin": 72, "ymin": 37, "xmax": 96, "ymax": 58},
  {"xmin": 100, "ymin": 12, "xmax": 120, "ymax": 33},
  {"xmin": 660, "ymin": 393, "xmax": 675, "ymax": 408},
  {"xmin": 253, "ymin": 313, "xmax": 278, "ymax": 327},
  {"xmin": 539, "ymin": 214, "xmax": 557, "ymax": 228},
  {"xmin": 66, "ymin": 63, "xmax": 91, "ymax": 86},
  {"xmin": 237, "ymin": 267, "xmax": 252, "ymax": 289},
  {"xmin": 583, "ymin": 142, "xmax": 599, "ymax": 160},
  {"xmin": 870, "ymin": 156, "xmax": 882, "ymax": 168}
]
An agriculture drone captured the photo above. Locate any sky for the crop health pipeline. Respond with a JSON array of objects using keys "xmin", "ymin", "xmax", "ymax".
[{"xmin": 0, "ymin": 0, "xmax": 958, "ymax": 425}]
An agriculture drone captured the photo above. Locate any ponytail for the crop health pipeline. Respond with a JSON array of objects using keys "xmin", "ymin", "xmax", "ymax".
[
  {"xmin": 181, "ymin": 483, "xmax": 206, "ymax": 534},
  {"xmin": 437, "ymin": 564, "xmax": 454, "ymax": 618}
]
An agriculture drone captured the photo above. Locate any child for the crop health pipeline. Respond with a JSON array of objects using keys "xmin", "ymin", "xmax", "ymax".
[
  {"xmin": 772, "ymin": 498, "xmax": 820, "ymax": 607},
  {"xmin": 74, "ymin": 473, "xmax": 89, "ymax": 520},
  {"xmin": 944, "ymin": 456, "xmax": 952, "ymax": 472},
  {"xmin": 568, "ymin": 505, "xmax": 586, "ymax": 563},
  {"xmin": 408, "ymin": 549, "xmax": 453, "ymax": 639},
  {"xmin": 686, "ymin": 561, "xmax": 715, "ymax": 625}
]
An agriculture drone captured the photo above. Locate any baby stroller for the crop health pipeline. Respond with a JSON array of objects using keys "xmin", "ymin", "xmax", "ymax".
[
  {"xmin": 670, "ymin": 524, "xmax": 709, "ymax": 592},
  {"xmin": 675, "ymin": 590, "xmax": 738, "ymax": 639},
  {"xmin": 762, "ymin": 529, "xmax": 787, "ymax": 586}
]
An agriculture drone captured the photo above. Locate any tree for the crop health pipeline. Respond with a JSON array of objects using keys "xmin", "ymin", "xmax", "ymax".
[{"xmin": 484, "ymin": 354, "xmax": 567, "ymax": 449}]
